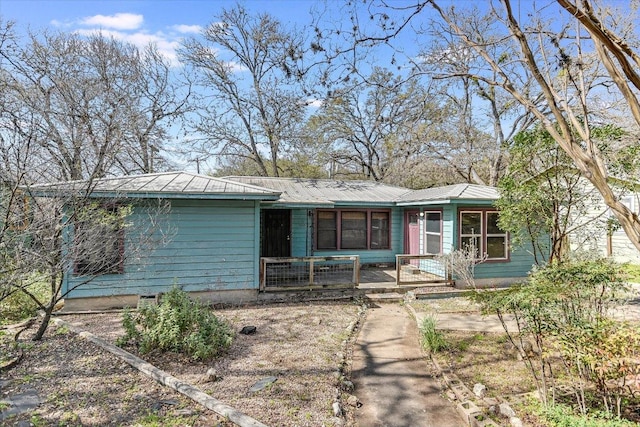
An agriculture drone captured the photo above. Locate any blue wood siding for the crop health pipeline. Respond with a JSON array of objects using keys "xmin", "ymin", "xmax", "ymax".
[
  {"xmin": 415, "ymin": 203, "xmax": 536, "ymax": 280},
  {"xmin": 63, "ymin": 200, "xmax": 260, "ymax": 299},
  {"xmin": 472, "ymin": 244, "xmax": 535, "ymax": 279},
  {"xmin": 450, "ymin": 202, "xmax": 535, "ymax": 279},
  {"xmin": 310, "ymin": 207, "xmax": 403, "ymax": 264},
  {"xmin": 442, "ymin": 206, "xmax": 455, "ymax": 254}
]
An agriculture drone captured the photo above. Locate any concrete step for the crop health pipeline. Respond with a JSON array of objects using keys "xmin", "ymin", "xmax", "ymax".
[{"xmin": 364, "ymin": 292, "xmax": 404, "ymax": 302}]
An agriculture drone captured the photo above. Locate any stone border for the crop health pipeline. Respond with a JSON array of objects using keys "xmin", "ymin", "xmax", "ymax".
[
  {"xmin": 51, "ymin": 318, "xmax": 268, "ymax": 427},
  {"xmin": 404, "ymin": 302, "xmax": 521, "ymax": 427},
  {"xmin": 331, "ymin": 302, "xmax": 367, "ymax": 422}
]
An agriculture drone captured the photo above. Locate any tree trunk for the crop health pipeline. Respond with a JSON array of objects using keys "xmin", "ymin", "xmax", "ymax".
[
  {"xmin": 33, "ymin": 307, "xmax": 53, "ymax": 341},
  {"xmin": 33, "ymin": 263, "xmax": 62, "ymax": 341}
]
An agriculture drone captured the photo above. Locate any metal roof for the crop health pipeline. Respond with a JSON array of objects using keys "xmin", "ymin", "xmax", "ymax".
[
  {"xmin": 396, "ymin": 184, "xmax": 499, "ymax": 205},
  {"xmin": 225, "ymin": 176, "xmax": 412, "ymax": 205},
  {"xmin": 30, "ymin": 173, "xmax": 499, "ymax": 205},
  {"xmin": 30, "ymin": 172, "xmax": 281, "ymax": 200}
]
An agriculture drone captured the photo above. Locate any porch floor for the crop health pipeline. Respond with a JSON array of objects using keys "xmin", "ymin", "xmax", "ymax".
[
  {"xmin": 358, "ymin": 267, "xmax": 396, "ymax": 289},
  {"xmin": 358, "ymin": 266, "xmax": 452, "ymax": 291}
]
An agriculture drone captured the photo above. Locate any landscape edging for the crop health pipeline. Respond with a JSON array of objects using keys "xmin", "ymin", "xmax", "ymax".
[
  {"xmin": 51, "ymin": 318, "xmax": 268, "ymax": 427},
  {"xmin": 404, "ymin": 302, "xmax": 505, "ymax": 427}
]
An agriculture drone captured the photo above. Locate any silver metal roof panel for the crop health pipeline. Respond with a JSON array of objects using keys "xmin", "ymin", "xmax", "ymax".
[
  {"xmin": 225, "ymin": 176, "xmax": 411, "ymax": 204},
  {"xmin": 30, "ymin": 172, "xmax": 281, "ymax": 199}
]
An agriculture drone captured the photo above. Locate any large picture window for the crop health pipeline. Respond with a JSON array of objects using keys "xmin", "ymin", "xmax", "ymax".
[
  {"xmin": 459, "ymin": 209, "xmax": 508, "ymax": 261},
  {"xmin": 74, "ymin": 204, "xmax": 126, "ymax": 276},
  {"xmin": 316, "ymin": 209, "xmax": 390, "ymax": 250}
]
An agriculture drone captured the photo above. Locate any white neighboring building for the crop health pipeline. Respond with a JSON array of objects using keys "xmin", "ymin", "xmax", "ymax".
[
  {"xmin": 571, "ymin": 185, "xmax": 640, "ymax": 265},
  {"xmin": 607, "ymin": 193, "xmax": 640, "ymax": 264}
]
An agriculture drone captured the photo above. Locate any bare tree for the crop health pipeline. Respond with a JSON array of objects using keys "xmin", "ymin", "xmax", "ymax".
[
  {"xmin": 0, "ymin": 21, "xmax": 180, "ymax": 339},
  {"xmin": 425, "ymin": 0, "xmax": 640, "ymax": 252},
  {"xmin": 310, "ymin": 3, "xmax": 535, "ymax": 187},
  {"xmin": 112, "ymin": 44, "xmax": 193, "ymax": 175},
  {"xmin": 0, "ymin": 116, "xmax": 172, "ymax": 340},
  {"xmin": 306, "ymin": 68, "xmax": 442, "ymax": 181},
  {"xmin": 0, "ymin": 175, "xmax": 172, "ymax": 340},
  {"xmin": 417, "ymin": 17, "xmax": 537, "ymax": 186},
  {"xmin": 0, "ymin": 22, "xmax": 190, "ymax": 181},
  {"xmin": 180, "ymin": 5, "xmax": 308, "ymax": 177},
  {"xmin": 319, "ymin": 0, "xmax": 640, "ymax": 252}
]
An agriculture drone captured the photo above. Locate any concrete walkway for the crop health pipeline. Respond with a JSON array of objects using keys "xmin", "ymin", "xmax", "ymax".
[
  {"xmin": 351, "ymin": 303, "xmax": 464, "ymax": 427},
  {"xmin": 431, "ymin": 312, "xmax": 517, "ymax": 333}
]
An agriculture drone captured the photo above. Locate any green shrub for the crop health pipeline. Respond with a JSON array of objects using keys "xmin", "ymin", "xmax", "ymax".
[
  {"xmin": 419, "ymin": 315, "xmax": 447, "ymax": 353},
  {"xmin": 622, "ymin": 263, "xmax": 640, "ymax": 283},
  {"xmin": 0, "ymin": 275, "xmax": 50, "ymax": 325},
  {"xmin": 471, "ymin": 257, "xmax": 637, "ymax": 418},
  {"xmin": 117, "ymin": 287, "xmax": 234, "ymax": 360},
  {"xmin": 533, "ymin": 402, "xmax": 638, "ymax": 427}
]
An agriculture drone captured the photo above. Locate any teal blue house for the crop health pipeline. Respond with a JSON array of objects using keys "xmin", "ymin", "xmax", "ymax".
[{"xmin": 35, "ymin": 172, "xmax": 538, "ymax": 310}]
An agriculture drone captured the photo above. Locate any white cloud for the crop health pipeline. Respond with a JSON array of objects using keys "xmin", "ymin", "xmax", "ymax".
[
  {"xmin": 306, "ymin": 98, "xmax": 324, "ymax": 108},
  {"xmin": 75, "ymin": 28, "xmax": 181, "ymax": 66},
  {"xmin": 50, "ymin": 19, "xmax": 66, "ymax": 28},
  {"xmin": 226, "ymin": 60, "xmax": 248, "ymax": 73},
  {"xmin": 70, "ymin": 14, "xmax": 208, "ymax": 68},
  {"xmin": 80, "ymin": 13, "xmax": 144, "ymax": 30},
  {"xmin": 171, "ymin": 24, "xmax": 203, "ymax": 34}
]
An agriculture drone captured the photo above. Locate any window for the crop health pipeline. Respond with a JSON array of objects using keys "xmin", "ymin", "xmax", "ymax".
[
  {"xmin": 317, "ymin": 211, "xmax": 337, "ymax": 249},
  {"xmin": 371, "ymin": 212, "xmax": 390, "ymax": 249},
  {"xmin": 7, "ymin": 190, "xmax": 30, "ymax": 231},
  {"xmin": 459, "ymin": 210, "xmax": 508, "ymax": 261},
  {"xmin": 460, "ymin": 211, "xmax": 482, "ymax": 258},
  {"xmin": 74, "ymin": 204, "xmax": 126, "ymax": 276},
  {"xmin": 316, "ymin": 209, "xmax": 391, "ymax": 250},
  {"xmin": 486, "ymin": 212, "xmax": 508, "ymax": 259},
  {"xmin": 341, "ymin": 211, "xmax": 367, "ymax": 249},
  {"xmin": 424, "ymin": 211, "xmax": 442, "ymax": 254}
]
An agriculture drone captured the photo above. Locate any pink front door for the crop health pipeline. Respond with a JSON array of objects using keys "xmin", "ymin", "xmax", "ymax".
[{"xmin": 404, "ymin": 211, "xmax": 420, "ymax": 255}]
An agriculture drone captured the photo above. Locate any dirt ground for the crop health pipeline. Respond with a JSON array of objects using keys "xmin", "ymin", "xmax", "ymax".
[
  {"xmin": 410, "ymin": 296, "xmax": 640, "ymax": 426},
  {"xmin": 1, "ymin": 301, "xmax": 362, "ymax": 427},
  {"xmin": 4, "ymin": 295, "xmax": 638, "ymax": 426},
  {"xmin": 410, "ymin": 297, "xmax": 535, "ymax": 397}
]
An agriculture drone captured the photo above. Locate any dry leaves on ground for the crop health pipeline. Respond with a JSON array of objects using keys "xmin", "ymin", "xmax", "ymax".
[{"xmin": 1, "ymin": 300, "xmax": 362, "ymax": 427}]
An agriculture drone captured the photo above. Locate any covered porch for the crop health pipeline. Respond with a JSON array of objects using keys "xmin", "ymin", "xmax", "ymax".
[{"xmin": 259, "ymin": 255, "xmax": 454, "ymax": 293}]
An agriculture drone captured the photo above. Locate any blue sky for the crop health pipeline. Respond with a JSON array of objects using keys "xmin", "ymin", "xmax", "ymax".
[{"xmin": 0, "ymin": 0, "xmax": 321, "ymax": 65}]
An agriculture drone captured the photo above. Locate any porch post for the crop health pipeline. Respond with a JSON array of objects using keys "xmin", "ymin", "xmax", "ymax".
[{"xmin": 309, "ymin": 258, "xmax": 315, "ymax": 285}]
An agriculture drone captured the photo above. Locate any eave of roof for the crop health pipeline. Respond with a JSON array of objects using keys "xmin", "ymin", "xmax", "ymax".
[{"xmin": 28, "ymin": 172, "xmax": 281, "ymax": 200}]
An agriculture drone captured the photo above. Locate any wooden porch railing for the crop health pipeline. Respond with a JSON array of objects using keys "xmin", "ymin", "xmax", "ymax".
[
  {"xmin": 395, "ymin": 254, "xmax": 452, "ymax": 286},
  {"xmin": 260, "ymin": 255, "xmax": 360, "ymax": 291}
]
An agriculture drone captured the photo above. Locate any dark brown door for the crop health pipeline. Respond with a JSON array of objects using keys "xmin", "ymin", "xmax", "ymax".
[{"xmin": 261, "ymin": 209, "xmax": 291, "ymax": 257}]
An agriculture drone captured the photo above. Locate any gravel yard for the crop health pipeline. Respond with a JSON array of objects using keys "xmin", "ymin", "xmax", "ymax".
[{"xmin": 1, "ymin": 301, "xmax": 363, "ymax": 426}]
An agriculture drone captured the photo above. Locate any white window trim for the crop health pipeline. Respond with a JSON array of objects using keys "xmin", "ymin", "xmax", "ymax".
[{"xmin": 423, "ymin": 210, "xmax": 442, "ymax": 255}]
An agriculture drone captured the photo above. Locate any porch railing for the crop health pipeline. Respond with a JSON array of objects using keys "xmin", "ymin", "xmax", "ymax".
[
  {"xmin": 260, "ymin": 255, "xmax": 360, "ymax": 291},
  {"xmin": 395, "ymin": 254, "xmax": 452, "ymax": 286}
]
